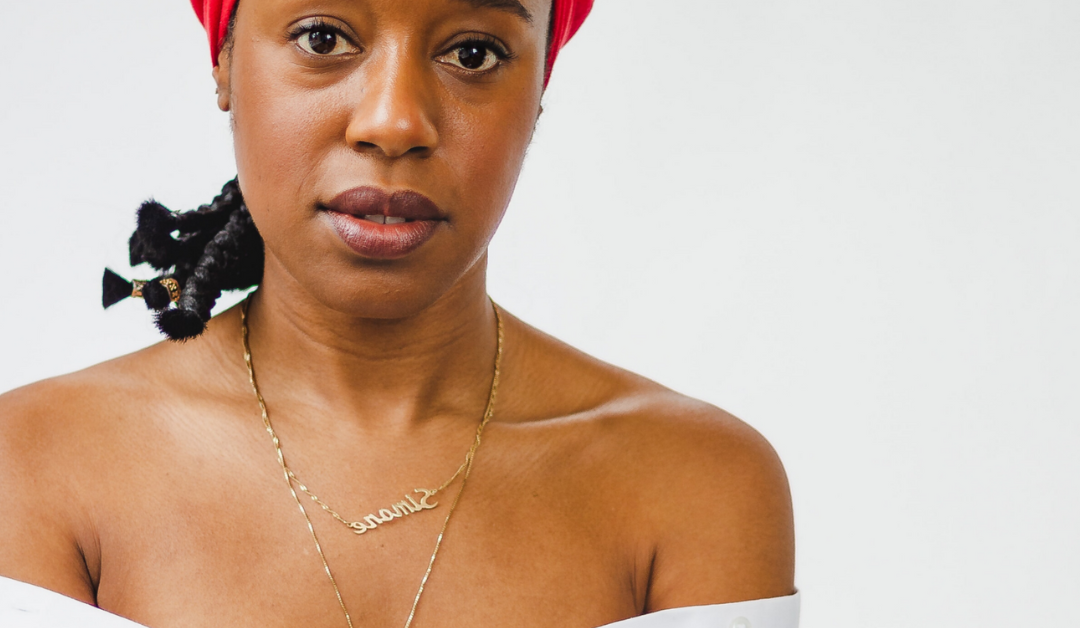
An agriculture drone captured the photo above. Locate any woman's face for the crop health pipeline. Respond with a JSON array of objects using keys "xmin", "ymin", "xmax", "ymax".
[{"xmin": 217, "ymin": 0, "xmax": 550, "ymax": 317}]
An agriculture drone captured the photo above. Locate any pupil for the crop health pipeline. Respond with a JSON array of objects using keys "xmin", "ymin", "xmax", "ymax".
[
  {"xmin": 458, "ymin": 46, "xmax": 487, "ymax": 70},
  {"xmin": 308, "ymin": 31, "xmax": 337, "ymax": 55}
]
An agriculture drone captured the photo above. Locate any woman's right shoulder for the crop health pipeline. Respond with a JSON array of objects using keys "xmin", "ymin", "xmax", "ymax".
[
  {"xmin": 1, "ymin": 346, "xmax": 170, "ymax": 438},
  {"xmin": 0, "ymin": 329, "xmax": 236, "ymax": 482},
  {"xmin": 0, "ymin": 354, "xmax": 165, "ymax": 604},
  {"xmin": 0, "ymin": 349, "xmax": 170, "ymax": 489},
  {"xmin": 0, "ymin": 321, "xmax": 241, "ymax": 597},
  {"xmin": 0, "ymin": 309, "xmax": 242, "ymax": 451}
]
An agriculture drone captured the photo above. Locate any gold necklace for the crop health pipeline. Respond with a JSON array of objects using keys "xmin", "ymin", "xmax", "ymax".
[
  {"xmin": 285, "ymin": 465, "xmax": 461, "ymax": 535},
  {"xmin": 241, "ymin": 297, "xmax": 504, "ymax": 628},
  {"xmin": 282, "ymin": 404, "xmax": 475, "ymax": 535}
]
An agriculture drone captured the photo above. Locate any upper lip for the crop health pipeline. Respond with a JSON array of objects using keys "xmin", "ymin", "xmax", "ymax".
[{"xmin": 323, "ymin": 186, "xmax": 446, "ymax": 221}]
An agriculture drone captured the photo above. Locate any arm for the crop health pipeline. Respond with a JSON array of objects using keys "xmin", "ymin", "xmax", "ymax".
[
  {"xmin": 636, "ymin": 402, "xmax": 795, "ymax": 611},
  {"xmin": 0, "ymin": 383, "xmax": 98, "ymax": 604}
]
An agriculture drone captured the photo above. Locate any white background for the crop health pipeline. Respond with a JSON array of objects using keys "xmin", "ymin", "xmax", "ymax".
[{"xmin": 1, "ymin": 1, "xmax": 1078, "ymax": 626}]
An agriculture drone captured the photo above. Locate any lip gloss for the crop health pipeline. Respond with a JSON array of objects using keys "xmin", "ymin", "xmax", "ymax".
[{"xmin": 321, "ymin": 187, "xmax": 446, "ymax": 260}]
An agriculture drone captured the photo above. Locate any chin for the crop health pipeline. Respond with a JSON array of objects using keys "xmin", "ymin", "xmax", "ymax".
[{"xmin": 260, "ymin": 226, "xmax": 491, "ymax": 322}]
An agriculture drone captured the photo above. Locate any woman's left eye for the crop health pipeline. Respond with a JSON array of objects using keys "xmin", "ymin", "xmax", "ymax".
[{"xmin": 437, "ymin": 42, "xmax": 504, "ymax": 72}]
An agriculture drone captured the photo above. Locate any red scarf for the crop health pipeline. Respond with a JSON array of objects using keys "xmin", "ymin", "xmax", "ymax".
[{"xmin": 190, "ymin": 0, "xmax": 593, "ymax": 85}]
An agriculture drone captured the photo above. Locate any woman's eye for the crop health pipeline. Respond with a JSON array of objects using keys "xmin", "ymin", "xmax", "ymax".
[
  {"xmin": 439, "ymin": 43, "xmax": 502, "ymax": 72},
  {"xmin": 296, "ymin": 28, "xmax": 357, "ymax": 56}
]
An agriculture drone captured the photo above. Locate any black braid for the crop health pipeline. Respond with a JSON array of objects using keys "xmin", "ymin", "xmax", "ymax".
[
  {"xmin": 129, "ymin": 179, "xmax": 245, "ymax": 272},
  {"xmin": 118, "ymin": 177, "xmax": 264, "ymax": 341},
  {"xmin": 157, "ymin": 206, "xmax": 260, "ymax": 339}
]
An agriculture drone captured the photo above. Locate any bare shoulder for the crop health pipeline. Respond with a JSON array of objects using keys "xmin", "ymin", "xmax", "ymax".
[
  {"xmin": 0, "ymin": 317, "xmax": 235, "ymax": 602},
  {"xmin": 596, "ymin": 387, "xmax": 796, "ymax": 610},
  {"xmin": 0, "ymin": 363, "xmax": 134, "ymax": 602},
  {"xmin": 0, "ymin": 350, "xmax": 162, "ymax": 480},
  {"xmin": 504, "ymin": 315, "xmax": 795, "ymax": 609},
  {"xmin": 0, "ymin": 337, "xmax": 197, "ymax": 457}
]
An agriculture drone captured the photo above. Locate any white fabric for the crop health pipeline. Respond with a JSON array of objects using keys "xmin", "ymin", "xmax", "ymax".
[
  {"xmin": 0, "ymin": 576, "xmax": 143, "ymax": 628},
  {"xmin": 599, "ymin": 593, "xmax": 800, "ymax": 627},
  {"xmin": 0, "ymin": 575, "xmax": 799, "ymax": 627}
]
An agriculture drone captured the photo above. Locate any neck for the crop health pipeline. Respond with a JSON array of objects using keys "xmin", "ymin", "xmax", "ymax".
[{"xmin": 241, "ymin": 257, "xmax": 499, "ymax": 435}]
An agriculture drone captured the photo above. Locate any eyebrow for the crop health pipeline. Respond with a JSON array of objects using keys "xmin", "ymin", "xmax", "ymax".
[{"xmin": 456, "ymin": 0, "xmax": 534, "ymax": 23}]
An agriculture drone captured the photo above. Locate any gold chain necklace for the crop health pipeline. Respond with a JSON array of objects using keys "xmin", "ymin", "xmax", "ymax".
[
  {"xmin": 284, "ymin": 463, "xmax": 464, "ymax": 535},
  {"xmin": 241, "ymin": 297, "xmax": 504, "ymax": 628},
  {"xmin": 281, "ymin": 400, "xmax": 475, "ymax": 534}
]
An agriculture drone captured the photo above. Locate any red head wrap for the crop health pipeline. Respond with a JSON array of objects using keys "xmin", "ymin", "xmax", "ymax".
[{"xmin": 190, "ymin": 0, "xmax": 593, "ymax": 85}]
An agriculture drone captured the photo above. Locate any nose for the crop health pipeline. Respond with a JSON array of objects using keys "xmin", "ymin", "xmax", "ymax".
[{"xmin": 345, "ymin": 47, "xmax": 439, "ymax": 159}]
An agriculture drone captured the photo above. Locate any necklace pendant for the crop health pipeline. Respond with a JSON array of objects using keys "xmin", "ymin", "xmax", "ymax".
[{"xmin": 348, "ymin": 488, "xmax": 439, "ymax": 535}]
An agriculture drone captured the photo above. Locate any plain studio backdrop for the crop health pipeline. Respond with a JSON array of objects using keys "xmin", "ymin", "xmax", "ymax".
[{"xmin": 1, "ymin": 0, "xmax": 1077, "ymax": 626}]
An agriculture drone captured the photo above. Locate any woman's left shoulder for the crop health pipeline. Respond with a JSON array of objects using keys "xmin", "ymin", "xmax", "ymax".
[
  {"xmin": 587, "ymin": 383, "xmax": 789, "ymax": 496},
  {"xmin": 499, "ymin": 315, "xmax": 794, "ymax": 602},
  {"xmin": 592, "ymin": 385, "xmax": 796, "ymax": 606}
]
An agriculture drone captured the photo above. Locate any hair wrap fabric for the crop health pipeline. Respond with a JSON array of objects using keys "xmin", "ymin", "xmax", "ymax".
[
  {"xmin": 190, "ymin": 0, "xmax": 233, "ymax": 68},
  {"xmin": 190, "ymin": 0, "xmax": 592, "ymax": 84},
  {"xmin": 545, "ymin": 0, "xmax": 593, "ymax": 83}
]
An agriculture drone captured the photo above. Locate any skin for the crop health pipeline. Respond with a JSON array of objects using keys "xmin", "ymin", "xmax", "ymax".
[{"xmin": 0, "ymin": 0, "xmax": 795, "ymax": 626}]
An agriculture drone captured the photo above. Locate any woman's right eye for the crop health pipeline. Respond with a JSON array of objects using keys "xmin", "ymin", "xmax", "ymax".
[{"xmin": 295, "ymin": 26, "xmax": 359, "ymax": 56}]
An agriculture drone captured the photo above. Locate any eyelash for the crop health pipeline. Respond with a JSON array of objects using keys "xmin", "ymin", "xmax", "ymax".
[
  {"xmin": 287, "ymin": 18, "xmax": 356, "ymax": 50},
  {"xmin": 450, "ymin": 34, "xmax": 514, "ymax": 62}
]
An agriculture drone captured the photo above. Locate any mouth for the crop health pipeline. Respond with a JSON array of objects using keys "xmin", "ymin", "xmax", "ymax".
[
  {"xmin": 321, "ymin": 186, "xmax": 446, "ymax": 260},
  {"xmin": 354, "ymin": 215, "xmax": 414, "ymax": 225},
  {"xmin": 323, "ymin": 186, "xmax": 447, "ymax": 221}
]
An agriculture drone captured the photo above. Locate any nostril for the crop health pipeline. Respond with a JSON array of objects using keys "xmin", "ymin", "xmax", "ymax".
[{"xmin": 351, "ymin": 141, "xmax": 430, "ymax": 158}]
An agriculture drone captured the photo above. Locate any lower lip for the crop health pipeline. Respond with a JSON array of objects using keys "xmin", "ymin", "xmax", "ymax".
[{"xmin": 325, "ymin": 211, "xmax": 441, "ymax": 260}]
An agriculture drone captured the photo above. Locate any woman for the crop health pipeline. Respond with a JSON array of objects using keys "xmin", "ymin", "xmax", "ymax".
[{"xmin": 0, "ymin": 0, "xmax": 797, "ymax": 626}]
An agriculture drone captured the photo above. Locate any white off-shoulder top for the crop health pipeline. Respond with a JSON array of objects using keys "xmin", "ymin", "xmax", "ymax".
[{"xmin": 0, "ymin": 575, "xmax": 800, "ymax": 627}]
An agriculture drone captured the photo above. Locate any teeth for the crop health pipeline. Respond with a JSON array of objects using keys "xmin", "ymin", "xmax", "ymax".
[{"xmin": 359, "ymin": 214, "xmax": 412, "ymax": 225}]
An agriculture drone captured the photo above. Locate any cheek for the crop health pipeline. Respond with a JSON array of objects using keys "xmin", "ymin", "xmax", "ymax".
[
  {"xmin": 230, "ymin": 68, "xmax": 347, "ymax": 230},
  {"xmin": 440, "ymin": 95, "xmax": 539, "ymax": 237}
]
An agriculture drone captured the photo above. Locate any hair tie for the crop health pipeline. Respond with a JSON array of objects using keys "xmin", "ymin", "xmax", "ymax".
[{"xmin": 103, "ymin": 269, "xmax": 182, "ymax": 310}]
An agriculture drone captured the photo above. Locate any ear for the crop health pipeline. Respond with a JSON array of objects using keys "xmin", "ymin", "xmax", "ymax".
[{"xmin": 212, "ymin": 57, "xmax": 231, "ymax": 112}]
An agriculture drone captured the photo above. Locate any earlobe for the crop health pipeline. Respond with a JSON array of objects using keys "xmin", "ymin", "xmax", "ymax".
[{"xmin": 212, "ymin": 63, "xmax": 231, "ymax": 112}]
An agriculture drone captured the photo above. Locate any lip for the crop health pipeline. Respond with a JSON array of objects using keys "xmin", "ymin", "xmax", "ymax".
[{"xmin": 322, "ymin": 187, "xmax": 445, "ymax": 260}]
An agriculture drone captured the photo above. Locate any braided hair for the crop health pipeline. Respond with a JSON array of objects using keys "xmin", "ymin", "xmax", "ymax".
[{"xmin": 103, "ymin": 178, "xmax": 264, "ymax": 341}]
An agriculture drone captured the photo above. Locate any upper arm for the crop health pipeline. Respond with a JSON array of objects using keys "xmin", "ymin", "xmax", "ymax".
[
  {"xmin": 0, "ymin": 383, "xmax": 98, "ymax": 604},
  {"xmin": 634, "ymin": 402, "xmax": 795, "ymax": 611}
]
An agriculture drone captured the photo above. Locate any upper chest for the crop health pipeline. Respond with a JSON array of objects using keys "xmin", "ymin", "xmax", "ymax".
[{"xmin": 77, "ymin": 407, "xmax": 653, "ymax": 628}]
